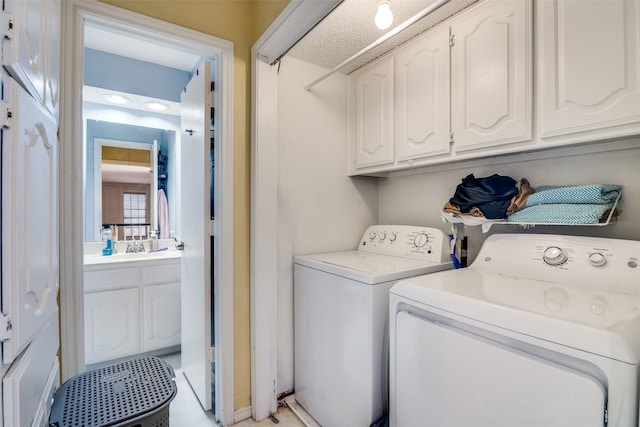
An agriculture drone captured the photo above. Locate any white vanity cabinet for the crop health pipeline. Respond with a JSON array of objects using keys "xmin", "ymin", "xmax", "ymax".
[
  {"xmin": 450, "ymin": 0, "xmax": 532, "ymax": 151},
  {"xmin": 84, "ymin": 255, "xmax": 181, "ymax": 365},
  {"xmin": 84, "ymin": 287, "xmax": 139, "ymax": 364},
  {"xmin": 349, "ymin": 56, "xmax": 395, "ymax": 169},
  {"xmin": 395, "ymin": 25, "xmax": 451, "ymax": 163},
  {"xmin": 537, "ymin": 0, "xmax": 640, "ymax": 143}
]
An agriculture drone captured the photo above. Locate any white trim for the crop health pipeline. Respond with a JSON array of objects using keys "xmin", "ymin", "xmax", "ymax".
[
  {"xmin": 234, "ymin": 406, "xmax": 253, "ymax": 423},
  {"xmin": 255, "ymin": 0, "xmax": 342, "ymax": 64},
  {"xmin": 60, "ymin": 1, "xmax": 235, "ymax": 425},
  {"xmin": 250, "ymin": 55, "xmax": 279, "ymax": 421},
  {"xmin": 251, "ymin": 0, "xmax": 343, "ymax": 420}
]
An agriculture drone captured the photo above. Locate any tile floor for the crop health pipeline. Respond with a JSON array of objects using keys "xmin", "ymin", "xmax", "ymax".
[{"xmin": 162, "ymin": 352, "xmax": 318, "ymax": 427}]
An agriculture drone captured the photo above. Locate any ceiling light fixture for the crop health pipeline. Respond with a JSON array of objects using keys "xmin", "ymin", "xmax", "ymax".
[
  {"xmin": 144, "ymin": 101, "xmax": 169, "ymax": 112},
  {"xmin": 102, "ymin": 94, "xmax": 131, "ymax": 105},
  {"xmin": 375, "ymin": 0, "xmax": 393, "ymax": 30}
]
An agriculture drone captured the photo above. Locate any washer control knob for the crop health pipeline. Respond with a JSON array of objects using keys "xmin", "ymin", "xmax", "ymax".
[
  {"xmin": 389, "ymin": 232, "xmax": 397, "ymax": 242},
  {"xmin": 543, "ymin": 246, "xmax": 568, "ymax": 266},
  {"xmin": 413, "ymin": 233, "xmax": 429, "ymax": 248},
  {"xmin": 379, "ymin": 232, "xmax": 387, "ymax": 242},
  {"xmin": 588, "ymin": 252, "xmax": 606, "ymax": 267},
  {"xmin": 369, "ymin": 232, "xmax": 377, "ymax": 241}
]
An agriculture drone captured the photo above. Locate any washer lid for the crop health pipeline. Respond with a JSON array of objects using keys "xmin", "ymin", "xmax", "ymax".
[
  {"xmin": 391, "ymin": 269, "xmax": 640, "ymax": 364},
  {"xmin": 295, "ymin": 251, "xmax": 452, "ymax": 284}
]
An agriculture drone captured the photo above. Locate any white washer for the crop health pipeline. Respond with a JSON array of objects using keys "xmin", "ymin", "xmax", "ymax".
[
  {"xmin": 294, "ymin": 225, "xmax": 453, "ymax": 427},
  {"xmin": 389, "ymin": 233, "xmax": 640, "ymax": 427}
]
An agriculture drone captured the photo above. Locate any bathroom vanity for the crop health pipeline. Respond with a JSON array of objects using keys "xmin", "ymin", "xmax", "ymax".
[{"xmin": 83, "ymin": 250, "xmax": 181, "ymax": 365}]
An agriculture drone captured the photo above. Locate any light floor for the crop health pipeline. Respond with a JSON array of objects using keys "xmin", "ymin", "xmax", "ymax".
[{"xmin": 163, "ymin": 353, "xmax": 318, "ymax": 427}]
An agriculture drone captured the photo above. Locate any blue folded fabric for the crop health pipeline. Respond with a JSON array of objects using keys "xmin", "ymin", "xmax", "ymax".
[
  {"xmin": 523, "ymin": 184, "xmax": 622, "ymax": 207},
  {"xmin": 449, "ymin": 174, "xmax": 518, "ymax": 219},
  {"xmin": 507, "ymin": 204, "xmax": 615, "ymax": 224}
]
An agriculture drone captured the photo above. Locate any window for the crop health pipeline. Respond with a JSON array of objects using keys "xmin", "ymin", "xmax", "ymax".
[{"xmin": 123, "ymin": 192, "xmax": 147, "ymax": 238}]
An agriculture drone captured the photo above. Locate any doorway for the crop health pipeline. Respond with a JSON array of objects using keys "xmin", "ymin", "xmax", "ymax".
[{"xmin": 59, "ymin": 1, "xmax": 235, "ymax": 425}]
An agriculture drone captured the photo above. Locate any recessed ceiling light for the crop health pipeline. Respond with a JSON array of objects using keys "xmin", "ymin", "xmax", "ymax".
[
  {"xmin": 102, "ymin": 94, "xmax": 131, "ymax": 105},
  {"xmin": 144, "ymin": 101, "xmax": 169, "ymax": 112}
]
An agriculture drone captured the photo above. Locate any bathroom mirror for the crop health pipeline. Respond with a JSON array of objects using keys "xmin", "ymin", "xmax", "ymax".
[
  {"xmin": 84, "ymin": 120, "xmax": 178, "ymax": 242},
  {"xmin": 94, "ymin": 138, "xmax": 157, "ymax": 241}
]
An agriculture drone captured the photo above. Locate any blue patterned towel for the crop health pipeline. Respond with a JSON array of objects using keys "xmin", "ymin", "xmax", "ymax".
[
  {"xmin": 523, "ymin": 184, "xmax": 622, "ymax": 207},
  {"xmin": 507, "ymin": 204, "xmax": 614, "ymax": 224}
]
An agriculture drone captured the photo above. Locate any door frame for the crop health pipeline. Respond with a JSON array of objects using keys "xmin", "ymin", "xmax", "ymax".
[{"xmin": 59, "ymin": 1, "xmax": 235, "ymax": 425}]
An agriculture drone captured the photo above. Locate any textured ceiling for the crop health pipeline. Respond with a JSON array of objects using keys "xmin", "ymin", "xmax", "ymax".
[{"xmin": 287, "ymin": 0, "xmax": 478, "ymax": 75}]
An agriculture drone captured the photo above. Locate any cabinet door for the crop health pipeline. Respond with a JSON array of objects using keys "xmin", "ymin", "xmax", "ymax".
[
  {"xmin": 143, "ymin": 283, "xmax": 181, "ymax": 352},
  {"xmin": 1, "ymin": 76, "xmax": 58, "ymax": 365},
  {"xmin": 351, "ymin": 57, "xmax": 395, "ymax": 168},
  {"xmin": 2, "ymin": 0, "xmax": 60, "ymax": 118},
  {"xmin": 84, "ymin": 288, "xmax": 139, "ymax": 364},
  {"xmin": 451, "ymin": 0, "xmax": 532, "ymax": 151},
  {"xmin": 538, "ymin": 0, "xmax": 640, "ymax": 139},
  {"xmin": 396, "ymin": 26, "xmax": 450, "ymax": 161}
]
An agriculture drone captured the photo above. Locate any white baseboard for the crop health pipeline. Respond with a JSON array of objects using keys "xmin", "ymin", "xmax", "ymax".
[{"xmin": 234, "ymin": 406, "xmax": 252, "ymax": 423}]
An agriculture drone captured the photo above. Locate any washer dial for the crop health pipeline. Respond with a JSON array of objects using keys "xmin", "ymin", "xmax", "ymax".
[
  {"xmin": 588, "ymin": 252, "xmax": 606, "ymax": 267},
  {"xmin": 543, "ymin": 246, "xmax": 568, "ymax": 266},
  {"xmin": 413, "ymin": 233, "xmax": 429, "ymax": 248}
]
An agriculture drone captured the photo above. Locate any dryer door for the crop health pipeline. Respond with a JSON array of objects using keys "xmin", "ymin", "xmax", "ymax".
[{"xmin": 392, "ymin": 311, "xmax": 607, "ymax": 427}]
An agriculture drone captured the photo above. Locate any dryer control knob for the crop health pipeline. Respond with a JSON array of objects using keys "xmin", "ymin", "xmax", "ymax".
[
  {"xmin": 413, "ymin": 233, "xmax": 429, "ymax": 248},
  {"xmin": 543, "ymin": 246, "xmax": 568, "ymax": 266},
  {"xmin": 588, "ymin": 252, "xmax": 607, "ymax": 267},
  {"xmin": 379, "ymin": 232, "xmax": 387, "ymax": 242},
  {"xmin": 389, "ymin": 232, "xmax": 398, "ymax": 242},
  {"xmin": 369, "ymin": 232, "xmax": 377, "ymax": 241}
]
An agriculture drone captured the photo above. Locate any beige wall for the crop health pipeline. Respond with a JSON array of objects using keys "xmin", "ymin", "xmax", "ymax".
[{"xmin": 98, "ymin": 0, "xmax": 289, "ymax": 411}]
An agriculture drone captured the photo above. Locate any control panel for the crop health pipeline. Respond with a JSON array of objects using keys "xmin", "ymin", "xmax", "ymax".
[
  {"xmin": 358, "ymin": 225, "xmax": 449, "ymax": 263},
  {"xmin": 476, "ymin": 234, "xmax": 640, "ymax": 292}
]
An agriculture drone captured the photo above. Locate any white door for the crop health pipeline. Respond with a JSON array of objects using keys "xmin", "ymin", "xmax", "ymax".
[
  {"xmin": 1, "ymin": 74, "xmax": 59, "ymax": 364},
  {"xmin": 537, "ymin": 0, "xmax": 640, "ymax": 138},
  {"xmin": 395, "ymin": 25, "xmax": 450, "ymax": 161},
  {"xmin": 451, "ymin": 0, "xmax": 532, "ymax": 151},
  {"xmin": 392, "ymin": 311, "xmax": 607, "ymax": 427},
  {"xmin": 180, "ymin": 60, "xmax": 213, "ymax": 410},
  {"xmin": 1, "ymin": 73, "xmax": 60, "ymax": 426},
  {"xmin": 350, "ymin": 56, "xmax": 395, "ymax": 169},
  {"xmin": 2, "ymin": 0, "xmax": 60, "ymax": 118}
]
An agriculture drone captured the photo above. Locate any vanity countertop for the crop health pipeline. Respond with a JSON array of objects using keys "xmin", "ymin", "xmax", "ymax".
[{"xmin": 84, "ymin": 249, "xmax": 181, "ymax": 266}]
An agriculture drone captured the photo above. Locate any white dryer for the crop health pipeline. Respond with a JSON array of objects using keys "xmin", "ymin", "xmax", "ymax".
[
  {"xmin": 389, "ymin": 233, "xmax": 640, "ymax": 427},
  {"xmin": 294, "ymin": 225, "xmax": 453, "ymax": 427}
]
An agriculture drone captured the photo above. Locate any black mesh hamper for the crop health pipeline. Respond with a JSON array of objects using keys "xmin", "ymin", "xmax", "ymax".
[{"xmin": 49, "ymin": 357, "xmax": 177, "ymax": 427}]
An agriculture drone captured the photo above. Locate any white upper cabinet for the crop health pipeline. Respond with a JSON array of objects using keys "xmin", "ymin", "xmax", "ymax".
[
  {"xmin": 537, "ymin": 0, "xmax": 640, "ymax": 141},
  {"xmin": 451, "ymin": 0, "xmax": 532, "ymax": 151},
  {"xmin": 2, "ymin": 0, "xmax": 61, "ymax": 118},
  {"xmin": 350, "ymin": 56, "xmax": 395, "ymax": 169},
  {"xmin": 396, "ymin": 25, "xmax": 451, "ymax": 162}
]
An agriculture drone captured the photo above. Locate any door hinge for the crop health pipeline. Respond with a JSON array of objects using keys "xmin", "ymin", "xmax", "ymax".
[
  {"xmin": 449, "ymin": 131, "xmax": 455, "ymax": 144},
  {"xmin": 1, "ymin": 12, "xmax": 14, "ymax": 39},
  {"xmin": 209, "ymin": 346, "xmax": 216, "ymax": 363},
  {"xmin": 604, "ymin": 408, "xmax": 608, "ymax": 426},
  {"xmin": 1, "ymin": 102, "xmax": 13, "ymax": 128},
  {"xmin": 210, "ymin": 219, "xmax": 215, "ymax": 237},
  {"xmin": 449, "ymin": 34, "xmax": 455, "ymax": 47},
  {"xmin": 0, "ymin": 314, "xmax": 13, "ymax": 341}
]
